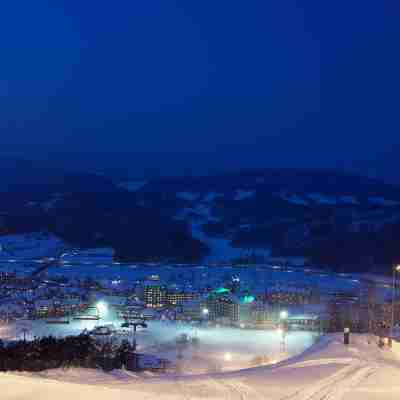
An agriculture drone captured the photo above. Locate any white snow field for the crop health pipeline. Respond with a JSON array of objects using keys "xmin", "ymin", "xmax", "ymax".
[
  {"xmin": 6, "ymin": 319, "xmax": 317, "ymax": 374},
  {"xmin": 2, "ymin": 334, "xmax": 400, "ymax": 399}
]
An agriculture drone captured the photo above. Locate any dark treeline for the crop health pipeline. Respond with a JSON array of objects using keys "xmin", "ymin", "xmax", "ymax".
[{"xmin": 0, "ymin": 335, "xmax": 134, "ymax": 372}]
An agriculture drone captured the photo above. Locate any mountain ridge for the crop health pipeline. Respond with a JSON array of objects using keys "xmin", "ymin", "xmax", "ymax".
[{"xmin": 1, "ymin": 158, "xmax": 399, "ymax": 271}]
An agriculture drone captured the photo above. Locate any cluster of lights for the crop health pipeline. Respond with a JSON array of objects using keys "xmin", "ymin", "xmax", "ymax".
[
  {"xmin": 96, "ymin": 301, "xmax": 108, "ymax": 315},
  {"xmin": 276, "ymin": 310, "xmax": 288, "ymax": 336},
  {"xmin": 224, "ymin": 352, "xmax": 232, "ymax": 361},
  {"xmin": 280, "ymin": 310, "xmax": 288, "ymax": 319}
]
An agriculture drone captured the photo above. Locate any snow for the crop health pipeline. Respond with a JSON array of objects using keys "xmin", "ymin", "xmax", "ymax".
[
  {"xmin": 307, "ymin": 193, "xmax": 338, "ymax": 205},
  {"xmin": 191, "ymin": 223, "xmax": 246, "ymax": 263},
  {"xmin": 339, "ymin": 195, "xmax": 359, "ymax": 205},
  {"xmin": 191, "ymin": 223, "xmax": 270, "ymax": 263},
  {"xmin": 60, "ymin": 248, "xmax": 115, "ymax": 264},
  {"xmin": 174, "ymin": 191, "xmax": 269, "ymax": 263},
  {"xmin": 175, "ymin": 204, "xmax": 220, "ymax": 222},
  {"xmin": 117, "ymin": 181, "xmax": 147, "ymax": 192},
  {"xmin": 0, "ymin": 233, "xmax": 66, "ymax": 259},
  {"xmin": 189, "ymin": 217, "xmax": 273, "ymax": 263},
  {"xmin": 203, "ymin": 192, "xmax": 224, "ymax": 202},
  {"xmin": 176, "ymin": 192, "xmax": 200, "ymax": 201},
  {"xmin": 369, "ymin": 197, "xmax": 400, "ymax": 206},
  {"xmin": 281, "ymin": 194, "xmax": 309, "ymax": 206},
  {"xmin": 0, "ymin": 233, "xmax": 68, "ymax": 276},
  {"xmin": 45, "ymin": 263, "xmax": 367, "ymax": 298},
  {"xmin": 42, "ymin": 198, "xmax": 60, "ymax": 211},
  {"xmin": 3, "ymin": 334, "xmax": 400, "ymax": 399},
  {"xmin": 279, "ymin": 193, "xmax": 400, "ymax": 207},
  {"xmin": 279, "ymin": 193, "xmax": 356, "ymax": 207},
  {"xmin": 239, "ymin": 224, "xmax": 252, "ymax": 229},
  {"xmin": 234, "ymin": 190, "xmax": 255, "ymax": 201},
  {"xmin": 4, "ymin": 317, "xmax": 317, "ymax": 374},
  {"xmin": 173, "ymin": 196, "xmax": 265, "ymax": 263}
]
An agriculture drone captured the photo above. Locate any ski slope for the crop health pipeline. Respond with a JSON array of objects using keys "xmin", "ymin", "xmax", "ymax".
[{"xmin": 2, "ymin": 334, "xmax": 400, "ymax": 399}]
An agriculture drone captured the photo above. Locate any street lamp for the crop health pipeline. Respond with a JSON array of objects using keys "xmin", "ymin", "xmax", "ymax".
[
  {"xmin": 278, "ymin": 311, "xmax": 288, "ymax": 353},
  {"xmin": 96, "ymin": 301, "xmax": 108, "ymax": 319},
  {"xmin": 202, "ymin": 308, "xmax": 209, "ymax": 325},
  {"xmin": 276, "ymin": 326, "xmax": 287, "ymax": 353},
  {"xmin": 391, "ymin": 265, "xmax": 400, "ymax": 343},
  {"xmin": 280, "ymin": 310, "xmax": 288, "ymax": 320},
  {"xmin": 224, "ymin": 352, "xmax": 232, "ymax": 362}
]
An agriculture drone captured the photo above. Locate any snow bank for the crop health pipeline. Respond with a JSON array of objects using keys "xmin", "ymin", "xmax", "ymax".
[{"xmin": 3, "ymin": 334, "xmax": 400, "ymax": 400}]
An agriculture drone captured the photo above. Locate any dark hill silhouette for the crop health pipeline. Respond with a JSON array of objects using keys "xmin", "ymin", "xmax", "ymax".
[{"xmin": 1, "ymin": 158, "xmax": 400, "ymax": 271}]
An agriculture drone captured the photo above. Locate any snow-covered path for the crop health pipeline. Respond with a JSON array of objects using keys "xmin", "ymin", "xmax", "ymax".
[
  {"xmin": 286, "ymin": 360, "xmax": 376, "ymax": 400},
  {"xmin": 2, "ymin": 334, "xmax": 400, "ymax": 399},
  {"xmin": 270, "ymin": 334, "xmax": 400, "ymax": 400}
]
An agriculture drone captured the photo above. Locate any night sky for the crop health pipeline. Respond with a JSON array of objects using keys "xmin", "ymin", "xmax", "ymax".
[{"xmin": 1, "ymin": 1, "xmax": 399, "ymax": 178}]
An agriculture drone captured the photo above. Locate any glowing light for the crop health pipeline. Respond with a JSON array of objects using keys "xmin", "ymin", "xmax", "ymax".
[
  {"xmin": 383, "ymin": 337, "xmax": 389, "ymax": 345},
  {"xmin": 395, "ymin": 265, "xmax": 400, "ymax": 272},
  {"xmin": 96, "ymin": 301, "xmax": 108, "ymax": 316},
  {"xmin": 276, "ymin": 328, "xmax": 283, "ymax": 336},
  {"xmin": 280, "ymin": 310, "xmax": 288, "ymax": 319},
  {"xmin": 224, "ymin": 352, "xmax": 232, "ymax": 361},
  {"xmin": 241, "ymin": 295, "xmax": 255, "ymax": 304},
  {"xmin": 202, "ymin": 308, "xmax": 209, "ymax": 315},
  {"xmin": 215, "ymin": 287, "xmax": 230, "ymax": 294}
]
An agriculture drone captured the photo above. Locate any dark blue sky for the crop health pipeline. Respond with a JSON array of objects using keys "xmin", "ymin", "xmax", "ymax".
[{"xmin": 1, "ymin": 1, "xmax": 399, "ymax": 178}]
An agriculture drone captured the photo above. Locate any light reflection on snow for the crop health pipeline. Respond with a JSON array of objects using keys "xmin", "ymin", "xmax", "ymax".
[{"xmin": 1, "ymin": 315, "xmax": 318, "ymax": 375}]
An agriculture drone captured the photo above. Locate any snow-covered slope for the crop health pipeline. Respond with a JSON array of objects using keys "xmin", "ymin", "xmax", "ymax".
[
  {"xmin": 0, "ymin": 233, "xmax": 66, "ymax": 259},
  {"xmin": 132, "ymin": 170, "xmax": 400, "ymax": 268},
  {"xmin": 3, "ymin": 165, "xmax": 400, "ymax": 268},
  {"xmin": 3, "ymin": 334, "xmax": 400, "ymax": 399}
]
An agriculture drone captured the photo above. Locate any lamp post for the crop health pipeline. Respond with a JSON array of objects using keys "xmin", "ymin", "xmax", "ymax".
[
  {"xmin": 279, "ymin": 310, "xmax": 288, "ymax": 353},
  {"xmin": 202, "ymin": 308, "xmax": 209, "ymax": 325},
  {"xmin": 280, "ymin": 310, "xmax": 288, "ymax": 320},
  {"xmin": 96, "ymin": 301, "xmax": 108, "ymax": 318},
  {"xmin": 131, "ymin": 321, "xmax": 147, "ymax": 347},
  {"xmin": 391, "ymin": 265, "xmax": 400, "ymax": 345},
  {"xmin": 121, "ymin": 320, "xmax": 147, "ymax": 347}
]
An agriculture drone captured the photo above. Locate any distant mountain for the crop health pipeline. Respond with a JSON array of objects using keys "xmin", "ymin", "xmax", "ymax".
[
  {"xmin": 0, "ymin": 158, "xmax": 206, "ymax": 263},
  {"xmin": 1, "ymin": 160, "xmax": 400, "ymax": 271},
  {"xmin": 348, "ymin": 145, "xmax": 400, "ymax": 185},
  {"xmin": 127, "ymin": 169, "xmax": 400, "ymax": 271},
  {"xmin": 0, "ymin": 158, "xmax": 117, "ymax": 197}
]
